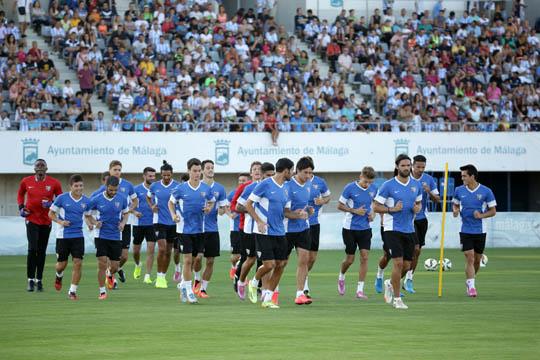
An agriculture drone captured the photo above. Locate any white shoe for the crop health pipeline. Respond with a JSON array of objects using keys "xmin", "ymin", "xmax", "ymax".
[
  {"xmin": 383, "ymin": 279, "xmax": 393, "ymax": 304},
  {"xmin": 393, "ymin": 297, "xmax": 408, "ymax": 310}
]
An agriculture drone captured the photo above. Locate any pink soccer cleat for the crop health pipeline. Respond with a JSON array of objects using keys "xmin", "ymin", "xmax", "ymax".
[
  {"xmin": 338, "ymin": 279, "xmax": 345, "ymax": 295},
  {"xmin": 237, "ymin": 283, "xmax": 246, "ymax": 300},
  {"xmin": 467, "ymin": 287, "xmax": 478, "ymax": 297},
  {"xmin": 173, "ymin": 270, "xmax": 181, "ymax": 283},
  {"xmin": 356, "ymin": 291, "xmax": 368, "ymax": 300}
]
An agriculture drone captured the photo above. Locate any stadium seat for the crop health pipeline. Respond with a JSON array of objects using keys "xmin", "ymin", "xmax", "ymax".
[{"xmin": 360, "ymin": 84, "xmax": 373, "ymax": 101}]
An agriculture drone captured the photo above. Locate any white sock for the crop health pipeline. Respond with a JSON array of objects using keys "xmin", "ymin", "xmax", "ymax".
[
  {"xmin": 175, "ymin": 264, "xmax": 182, "ymax": 272},
  {"xmin": 251, "ymin": 278, "xmax": 258, "ymax": 288},
  {"xmin": 296, "ymin": 290, "xmax": 304, "ymax": 297},
  {"xmin": 69, "ymin": 284, "xmax": 78, "ymax": 293},
  {"xmin": 201, "ymin": 280, "xmax": 209, "ymax": 291},
  {"xmin": 304, "ymin": 276, "xmax": 309, "ymax": 291},
  {"xmin": 357, "ymin": 281, "xmax": 365, "ymax": 293},
  {"xmin": 157, "ymin": 272, "xmax": 164, "ymax": 278},
  {"xmin": 275, "ymin": 285, "xmax": 279, "ymax": 292},
  {"xmin": 338, "ymin": 272, "xmax": 345, "ymax": 281},
  {"xmin": 238, "ymin": 280, "xmax": 245, "ymax": 286},
  {"xmin": 377, "ymin": 266, "xmax": 384, "ymax": 279},
  {"xmin": 56, "ymin": 271, "xmax": 64, "ymax": 278},
  {"xmin": 135, "ymin": 262, "xmax": 140, "ymax": 267},
  {"xmin": 184, "ymin": 280, "xmax": 192, "ymax": 290},
  {"xmin": 405, "ymin": 270, "xmax": 414, "ymax": 280},
  {"xmin": 99, "ymin": 286, "xmax": 106, "ymax": 294},
  {"xmin": 194, "ymin": 271, "xmax": 201, "ymax": 281},
  {"xmin": 264, "ymin": 290, "xmax": 274, "ymax": 302},
  {"xmin": 28, "ymin": 278, "xmax": 33, "ymax": 282},
  {"xmin": 466, "ymin": 278, "xmax": 475, "ymax": 289}
]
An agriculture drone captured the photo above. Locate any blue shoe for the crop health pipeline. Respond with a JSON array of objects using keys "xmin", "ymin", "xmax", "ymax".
[
  {"xmin": 404, "ymin": 279, "xmax": 416, "ymax": 294},
  {"xmin": 180, "ymin": 287, "xmax": 187, "ymax": 303},
  {"xmin": 375, "ymin": 278, "xmax": 383, "ymax": 294}
]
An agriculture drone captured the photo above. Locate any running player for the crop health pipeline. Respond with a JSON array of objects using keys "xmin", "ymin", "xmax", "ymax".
[
  {"xmin": 404, "ymin": 155, "xmax": 440, "ymax": 293},
  {"xmin": 227, "ymin": 173, "xmax": 250, "ymax": 279},
  {"xmin": 305, "ymin": 160, "xmax": 331, "ymax": 297},
  {"xmin": 49, "ymin": 174, "xmax": 91, "ymax": 300},
  {"xmin": 169, "ymin": 158, "xmax": 215, "ymax": 304},
  {"xmin": 337, "ymin": 166, "xmax": 377, "ymax": 300},
  {"xmin": 452, "ymin": 164, "xmax": 497, "ymax": 298},
  {"xmin": 373, "ymin": 154, "xmax": 422, "ymax": 310},
  {"xmin": 84, "ymin": 176, "xmax": 130, "ymax": 300},
  {"xmin": 17, "ymin": 159, "xmax": 62, "ymax": 292},
  {"xmin": 236, "ymin": 162, "xmax": 275, "ymax": 300},
  {"xmin": 192, "ymin": 160, "xmax": 228, "ymax": 298},
  {"xmin": 148, "ymin": 161, "xmax": 180, "ymax": 289},
  {"xmin": 132, "ymin": 167, "xmax": 157, "ymax": 284},
  {"xmin": 245, "ymin": 158, "xmax": 295, "ymax": 309},
  {"xmin": 171, "ymin": 173, "xmax": 190, "ymax": 282}
]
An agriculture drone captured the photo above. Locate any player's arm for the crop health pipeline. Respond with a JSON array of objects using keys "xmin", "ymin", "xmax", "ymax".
[
  {"xmin": 146, "ymin": 190, "xmax": 157, "ymax": 213},
  {"xmin": 16, "ymin": 179, "xmax": 30, "ymax": 216},
  {"xmin": 229, "ymin": 184, "xmax": 245, "ymax": 213},
  {"xmin": 168, "ymin": 195, "xmax": 179, "ymax": 222},
  {"xmin": 424, "ymin": 178, "xmax": 440, "ymax": 203},
  {"xmin": 413, "ymin": 193, "xmax": 423, "ymax": 214},
  {"xmin": 119, "ymin": 202, "xmax": 130, "ymax": 231},
  {"xmin": 284, "ymin": 207, "xmax": 308, "ymax": 219},
  {"xmin": 337, "ymin": 193, "xmax": 367, "ymax": 216},
  {"xmin": 372, "ymin": 191, "xmax": 403, "ymax": 214},
  {"xmin": 48, "ymin": 202, "xmax": 70, "ymax": 226},
  {"xmin": 475, "ymin": 206, "xmax": 496, "ymax": 219},
  {"xmin": 245, "ymin": 198, "xmax": 266, "ymax": 233},
  {"xmin": 452, "ymin": 198, "xmax": 460, "ymax": 218},
  {"xmin": 217, "ymin": 192, "xmax": 228, "ymax": 216},
  {"xmin": 129, "ymin": 193, "xmax": 139, "ymax": 212},
  {"xmin": 314, "ymin": 185, "xmax": 331, "ymax": 206}
]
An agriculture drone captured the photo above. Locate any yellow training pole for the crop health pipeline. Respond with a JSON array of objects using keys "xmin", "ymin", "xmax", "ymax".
[{"xmin": 438, "ymin": 163, "xmax": 449, "ymax": 297}]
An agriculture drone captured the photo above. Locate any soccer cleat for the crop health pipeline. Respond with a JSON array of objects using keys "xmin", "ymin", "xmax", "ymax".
[
  {"xmin": 98, "ymin": 292, "xmax": 107, "ymax": 300},
  {"xmin": 155, "ymin": 276, "xmax": 168, "ymax": 289},
  {"xmin": 374, "ymin": 277, "xmax": 383, "ymax": 294},
  {"xmin": 248, "ymin": 282, "xmax": 258, "ymax": 304},
  {"xmin": 229, "ymin": 267, "xmax": 236, "ymax": 280},
  {"xmin": 383, "ymin": 279, "xmax": 393, "ymax": 304},
  {"xmin": 173, "ymin": 270, "xmax": 181, "ymax": 283},
  {"xmin": 404, "ymin": 279, "xmax": 416, "ymax": 294},
  {"xmin": 133, "ymin": 266, "xmax": 142, "ymax": 279},
  {"xmin": 295, "ymin": 294, "xmax": 312, "ymax": 305},
  {"xmin": 113, "ymin": 280, "xmax": 119, "ymax": 290},
  {"xmin": 118, "ymin": 269, "xmax": 126, "ymax": 283},
  {"xmin": 467, "ymin": 287, "xmax": 478, "ymax": 297},
  {"xmin": 198, "ymin": 290, "xmax": 209, "ymax": 298},
  {"xmin": 261, "ymin": 301, "xmax": 280, "ymax": 309},
  {"xmin": 193, "ymin": 280, "xmax": 201, "ymax": 294},
  {"xmin": 272, "ymin": 291, "xmax": 280, "ymax": 305},
  {"xmin": 36, "ymin": 280, "xmax": 43, "ymax": 292},
  {"xmin": 393, "ymin": 297, "xmax": 408, "ymax": 310},
  {"xmin": 55, "ymin": 276, "xmax": 62, "ymax": 291},
  {"xmin": 143, "ymin": 274, "xmax": 153, "ymax": 284},
  {"xmin": 186, "ymin": 291, "xmax": 198, "ymax": 304},
  {"xmin": 356, "ymin": 291, "xmax": 368, "ymax": 300},
  {"xmin": 179, "ymin": 287, "xmax": 187, "ymax": 303},
  {"xmin": 338, "ymin": 279, "xmax": 345, "ymax": 295},
  {"xmin": 303, "ymin": 290, "xmax": 312, "ymax": 299},
  {"xmin": 106, "ymin": 275, "xmax": 115, "ymax": 290},
  {"xmin": 27, "ymin": 279, "xmax": 35, "ymax": 292},
  {"xmin": 237, "ymin": 283, "xmax": 246, "ymax": 300},
  {"xmin": 68, "ymin": 292, "xmax": 78, "ymax": 300}
]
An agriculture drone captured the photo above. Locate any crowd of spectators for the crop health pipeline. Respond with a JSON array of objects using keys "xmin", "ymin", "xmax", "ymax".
[{"xmin": 0, "ymin": 0, "xmax": 539, "ymax": 134}]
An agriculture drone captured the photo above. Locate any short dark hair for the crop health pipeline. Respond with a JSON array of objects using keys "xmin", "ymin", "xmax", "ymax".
[
  {"xmin": 106, "ymin": 175, "xmax": 120, "ymax": 187},
  {"xmin": 261, "ymin": 162, "xmax": 275, "ymax": 173},
  {"xmin": 361, "ymin": 166, "xmax": 376, "ymax": 179},
  {"xmin": 187, "ymin": 158, "xmax": 201, "ymax": 170},
  {"xmin": 161, "ymin": 160, "xmax": 173, "ymax": 172},
  {"xmin": 413, "ymin": 155, "xmax": 427, "ymax": 163},
  {"xmin": 250, "ymin": 161, "xmax": 262, "ymax": 172},
  {"xmin": 69, "ymin": 174, "xmax": 83, "ymax": 185},
  {"xmin": 101, "ymin": 171, "xmax": 110, "ymax": 181},
  {"xmin": 201, "ymin": 159, "xmax": 214, "ymax": 169},
  {"xmin": 109, "ymin": 160, "xmax": 122, "ymax": 169},
  {"xmin": 180, "ymin": 173, "xmax": 190, "ymax": 182},
  {"xmin": 296, "ymin": 157, "xmax": 314, "ymax": 171},
  {"xmin": 275, "ymin": 158, "xmax": 294, "ymax": 173},
  {"xmin": 143, "ymin": 167, "xmax": 156, "ymax": 174},
  {"xmin": 460, "ymin": 164, "xmax": 479, "ymax": 179},
  {"xmin": 395, "ymin": 154, "xmax": 411, "ymax": 166},
  {"xmin": 238, "ymin": 172, "xmax": 250, "ymax": 178}
]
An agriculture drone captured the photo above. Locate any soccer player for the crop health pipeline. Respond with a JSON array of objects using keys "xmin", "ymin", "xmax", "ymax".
[
  {"xmin": 148, "ymin": 161, "xmax": 180, "ymax": 289},
  {"xmin": 169, "ymin": 158, "xmax": 215, "ymax": 304},
  {"xmin": 227, "ymin": 173, "xmax": 250, "ymax": 279},
  {"xmin": 305, "ymin": 158, "xmax": 331, "ymax": 296},
  {"xmin": 337, "ymin": 166, "xmax": 377, "ymax": 300},
  {"xmin": 404, "ymin": 155, "xmax": 440, "ymax": 293},
  {"xmin": 132, "ymin": 167, "xmax": 157, "ymax": 284},
  {"xmin": 245, "ymin": 158, "xmax": 295, "ymax": 309},
  {"xmin": 84, "ymin": 176, "xmax": 130, "ymax": 300},
  {"xmin": 236, "ymin": 162, "xmax": 275, "ymax": 300},
  {"xmin": 191, "ymin": 160, "xmax": 228, "ymax": 297},
  {"xmin": 17, "ymin": 159, "xmax": 62, "ymax": 292},
  {"xmin": 49, "ymin": 174, "xmax": 91, "ymax": 300},
  {"xmin": 172, "ymin": 173, "xmax": 190, "ymax": 282},
  {"xmin": 91, "ymin": 172, "xmax": 110, "ymax": 198},
  {"xmin": 373, "ymin": 154, "xmax": 422, "ymax": 310},
  {"xmin": 452, "ymin": 164, "xmax": 497, "ymax": 297}
]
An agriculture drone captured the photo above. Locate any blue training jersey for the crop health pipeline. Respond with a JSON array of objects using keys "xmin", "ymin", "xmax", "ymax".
[
  {"xmin": 237, "ymin": 181, "xmax": 259, "ymax": 234},
  {"xmin": 50, "ymin": 192, "xmax": 91, "ymax": 239},
  {"xmin": 285, "ymin": 177, "xmax": 311, "ymax": 233},
  {"xmin": 453, "ymin": 184, "xmax": 496, "ymax": 234},
  {"xmin": 339, "ymin": 181, "xmax": 378, "ymax": 231},
  {"xmin": 227, "ymin": 190, "xmax": 240, "ymax": 232},
  {"xmin": 148, "ymin": 180, "xmax": 179, "ymax": 226},
  {"xmin": 203, "ymin": 181, "xmax": 228, "ymax": 233},
  {"xmin": 412, "ymin": 173, "xmax": 439, "ymax": 220},
  {"xmin": 308, "ymin": 175, "xmax": 331, "ymax": 225},
  {"xmin": 133, "ymin": 183, "xmax": 154, "ymax": 226},
  {"xmin": 85, "ymin": 192, "xmax": 129, "ymax": 240},
  {"xmin": 375, "ymin": 177, "xmax": 422, "ymax": 233},
  {"xmin": 170, "ymin": 181, "xmax": 215, "ymax": 234},
  {"xmin": 248, "ymin": 177, "xmax": 291, "ymax": 236},
  {"xmin": 94, "ymin": 178, "xmax": 137, "ymax": 224}
]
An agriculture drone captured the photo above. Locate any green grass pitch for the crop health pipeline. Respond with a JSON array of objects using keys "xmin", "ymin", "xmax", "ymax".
[{"xmin": 0, "ymin": 248, "xmax": 538, "ymax": 359}]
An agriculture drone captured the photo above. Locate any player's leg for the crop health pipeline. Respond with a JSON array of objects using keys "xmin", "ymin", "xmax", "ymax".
[
  {"xmin": 304, "ymin": 224, "xmax": 320, "ymax": 295},
  {"xmin": 132, "ymin": 226, "xmax": 143, "ymax": 279},
  {"xmin": 356, "ymin": 229, "xmax": 372, "ymax": 299},
  {"xmin": 69, "ymin": 257, "xmax": 82, "ymax": 299},
  {"xmin": 155, "ymin": 224, "xmax": 169, "ymax": 288},
  {"xmin": 179, "ymin": 234, "xmax": 202, "ymax": 303},
  {"xmin": 95, "ymin": 238, "xmax": 109, "ymax": 299},
  {"xmin": 237, "ymin": 234, "xmax": 256, "ymax": 298},
  {"xmin": 201, "ymin": 232, "xmax": 220, "ymax": 297},
  {"xmin": 263, "ymin": 237, "xmax": 288, "ymax": 308},
  {"xmin": 295, "ymin": 247, "xmax": 311, "ymax": 304},
  {"xmin": 26, "ymin": 222, "xmax": 39, "ymax": 291},
  {"xmin": 249, "ymin": 235, "xmax": 277, "ymax": 304},
  {"xmin": 172, "ymin": 237, "xmax": 182, "ymax": 282},
  {"xmin": 375, "ymin": 226, "xmax": 388, "ymax": 293},
  {"xmin": 54, "ymin": 238, "xmax": 69, "ymax": 291},
  {"xmin": 118, "ymin": 225, "xmax": 131, "ymax": 283},
  {"xmin": 339, "ymin": 229, "xmax": 356, "ymax": 295},
  {"xmin": 35, "ymin": 225, "xmax": 52, "ymax": 291},
  {"xmin": 473, "ymin": 234, "xmax": 486, "ymax": 275},
  {"xmin": 229, "ymin": 231, "xmax": 241, "ymax": 279},
  {"xmin": 460, "ymin": 233, "xmax": 478, "ymax": 297}
]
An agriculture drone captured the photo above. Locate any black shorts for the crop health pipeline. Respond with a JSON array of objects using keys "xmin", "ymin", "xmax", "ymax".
[
  {"xmin": 56, "ymin": 237, "xmax": 85, "ymax": 262},
  {"xmin": 309, "ymin": 224, "xmax": 320, "ymax": 251},
  {"xmin": 179, "ymin": 233, "xmax": 204, "ymax": 256},
  {"xmin": 383, "ymin": 231, "xmax": 415, "ymax": 261},
  {"xmin": 230, "ymin": 231, "xmax": 242, "ymax": 254},
  {"xmin": 381, "ymin": 226, "xmax": 390, "ymax": 256},
  {"xmin": 414, "ymin": 218, "xmax": 428, "ymax": 247},
  {"xmin": 256, "ymin": 234, "xmax": 288, "ymax": 261},
  {"xmin": 133, "ymin": 225, "xmax": 157, "ymax": 245},
  {"xmin": 342, "ymin": 228, "xmax": 372, "ymax": 254},
  {"xmin": 242, "ymin": 232, "xmax": 257, "ymax": 258},
  {"xmin": 286, "ymin": 229, "xmax": 311, "ymax": 256},
  {"xmin": 121, "ymin": 225, "xmax": 131, "ymax": 249},
  {"xmin": 154, "ymin": 224, "xmax": 178, "ymax": 244},
  {"xmin": 460, "ymin": 233, "xmax": 487, "ymax": 254},
  {"xmin": 203, "ymin": 232, "xmax": 220, "ymax": 258},
  {"xmin": 95, "ymin": 238, "xmax": 122, "ymax": 261}
]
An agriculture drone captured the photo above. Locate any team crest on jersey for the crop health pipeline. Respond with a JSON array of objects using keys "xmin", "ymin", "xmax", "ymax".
[
  {"xmin": 45, "ymin": 185, "xmax": 51, "ymax": 191},
  {"xmin": 214, "ymin": 191, "xmax": 219, "ymax": 197},
  {"xmin": 284, "ymin": 189, "xmax": 289, "ymax": 197},
  {"xmin": 477, "ymin": 194, "xmax": 483, "ymax": 200},
  {"xmin": 369, "ymin": 191, "xmax": 375, "ymax": 198},
  {"xmin": 200, "ymin": 192, "xmax": 206, "ymax": 197},
  {"xmin": 120, "ymin": 188, "xmax": 126, "ymax": 192},
  {"xmin": 313, "ymin": 184, "xmax": 319, "ymax": 189},
  {"xmin": 411, "ymin": 187, "xmax": 417, "ymax": 193},
  {"xmin": 115, "ymin": 202, "xmax": 120, "ymax": 208},
  {"xmin": 81, "ymin": 204, "xmax": 87, "ymax": 210}
]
